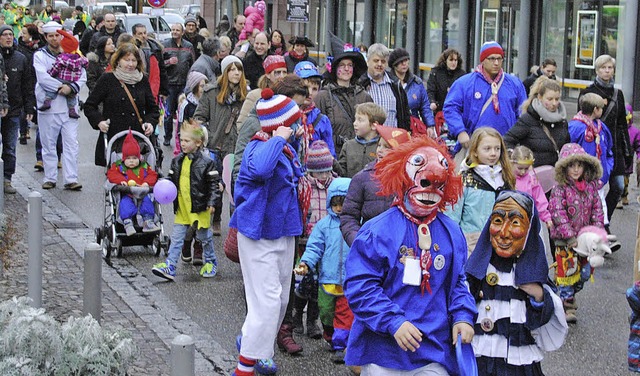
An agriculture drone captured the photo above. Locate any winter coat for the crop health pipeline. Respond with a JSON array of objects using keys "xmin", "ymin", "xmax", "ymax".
[
  {"xmin": 626, "ymin": 282, "xmax": 640, "ymax": 372},
  {"xmin": 162, "ymin": 38, "xmax": 195, "ymax": 87},
  {"xmin": 84, "ymin": 72, "xmax": 160, "ymax": 166},
  {"xmin": 183, "ymin": 32, "xmax": 205, "ymax": 60},
  {"xmin": 568, "ymin": 118, "xmax": 614, "ymax": 183},
  {"xmin": 426, "ymin": 65, "xmax": 465, "ymax": 113},
  {"xmin": 315, "ymin": 82, "xmax": 372, "ymax": 155},
  {"xmin": 390, "ymin": 71, "xmax": 435, "ymax": 126},
  {"xmin": 193, "ymin": 83, "xmax": 243, "ymax": 156},
  {"xmin": 340, "ymin": 161, "xmax": 394, "ymax": 246},
  {"xmin": 107, "ymin": 160, "xmax": 158, "ymax": 186},
  {"xmin": 86, "ymin": 52, "xmax": 109, "ymax": 93},
  {"xmin": 306, "ymin": 107, "xmax": 336, "ymax": 158},
  {"xmin": 243, "ymin": 49, "xmax": 269, "ymax": 89},
  {"xmin": 357, "ymin": 73, "xmax": 411, "ymax": 131},
  {"xmin": 48, "ymin": 53, "xmax": 88, "ymax": 82},
  {"xmin": 300, "ymin": 178, "xmax": 351, "ymax": 284},
  {"xmin": 139, "ymin": 38, "xmax": 169, "ymax": 97},
  {"xmin": 444, "ymin": 70, "xmax": 527, "ymax": 138},
  {"xmin": 549, "ymin": 152, "xmax": 604, "ymax": 241},
  {"xmin": 168, "ymin": 149, "xmax": 221, "ymax": 213},
  {"xmin": 189, "ymin": 53, "xmax": 220, "ymax": 82},
  {"xmin": 580, "ymin": 82, "xmax": 632, "ymax": 176},
  {"xmin": 33, "ymin": 46, "xmax": 84, "ymax": 113},
  {"xmin": 230, "ymin": 134, "xmax": 303, "ymax": 240},
  {"xmin": 338, "ymin": 136, "xmax": 378, "ymax": 178},
  {"xmin": 504, "ymin": 105, "xmax": 570, "ymax": 167},
  {"xmin": 303, "ymin": 175, "xmax": 333, "ymax": 236},
  {"xmin": 233, "ymin": 108, "xmax": 260, "ymax": 185},
  {"xmin": 89, "ymin": 25, "xmax": 122, "ymax": 52},
  {"xmin": 515, "ymin": 170, "xmax": 552, "ymax": 223},
  {"xmin": 1, "ymin": 46, "xmax": 35, "ymax": 117},
  {"xmin": 284, "ymin": 52, "xmax": 318, "ymax": 73}
]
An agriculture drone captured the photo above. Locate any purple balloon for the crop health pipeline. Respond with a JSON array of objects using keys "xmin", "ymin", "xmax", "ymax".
[{"xmin": 154, "ymin": 179, "xmax": 177, "ymax": 204}]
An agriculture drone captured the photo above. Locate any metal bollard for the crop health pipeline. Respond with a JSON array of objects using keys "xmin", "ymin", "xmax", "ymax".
[
  {"xmin": 170, "ymin": 334, "xmax": 195, "ymax": 376},
  {"xmin": 27, "ymin": 192, "xmax": 43, "ymax": 308},
  {"xmin": 0, "ymin": 158, "xmax": 4, "ymax": 213},
  {"xmin": 83, "ymin": 243, "xmax": 102, "ymax": 322}
]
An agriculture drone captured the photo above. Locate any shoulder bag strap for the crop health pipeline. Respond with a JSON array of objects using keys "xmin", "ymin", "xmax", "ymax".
[
  {"xmin": 224, "ymin": 106, "xmax": 241, "ymax": 134},
  {"xmin": 602, "ymin": 87, "xmax": 618, "ymax": 121},
  {"xmin": 541, "ymin": 123, "xmax": 559, "ymax": 154},
  {"xmin": 119, "ymin": 80, "xmax": 144, "ymax": 126}
]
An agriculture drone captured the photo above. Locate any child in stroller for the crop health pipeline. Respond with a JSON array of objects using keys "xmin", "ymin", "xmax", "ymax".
[{"xmin": 107, "ymin": 129, "xmax": 161, "ymax": 236}]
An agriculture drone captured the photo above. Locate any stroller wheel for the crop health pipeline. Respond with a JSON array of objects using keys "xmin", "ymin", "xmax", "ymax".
[
  {"xmin": 152, "ymin": 237, "xmax": 162, "ymax": 256},
  {"xmin": 102, "ymin": 237, "xmax": 112, "ymax": 259}
]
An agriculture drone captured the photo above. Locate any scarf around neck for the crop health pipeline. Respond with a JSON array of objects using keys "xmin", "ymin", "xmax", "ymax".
[
  {"xmin": 474, "ymin": 164, "xmax": 505, "ymax": 190},
  {"xmin": 113, "ymin": 67, "xmax": 143, "ymax": 85},
  {"xmin": 531, "ymin": 98, "xmax": 566, "ymax": 123},
  {"xmin": 573, "ymin": 111, "xmax": 603, "ymax": 158},
  {"xmin": 475, "ymin": 64, "xmax": 504, "ymax": 113},
  {"xmin": 595, "ymin": 76, "xmax": 614, "ymax": 89}
]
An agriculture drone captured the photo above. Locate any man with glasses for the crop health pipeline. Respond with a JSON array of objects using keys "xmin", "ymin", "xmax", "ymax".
[{"xmin": 443, "ymin": 41, "xmax": 526, "ymax": 149}]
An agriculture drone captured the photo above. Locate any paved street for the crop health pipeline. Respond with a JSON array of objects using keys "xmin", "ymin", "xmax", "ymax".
[{"xmin": 2, "ymin": 99, "xmax": 639, "ymax": 375}]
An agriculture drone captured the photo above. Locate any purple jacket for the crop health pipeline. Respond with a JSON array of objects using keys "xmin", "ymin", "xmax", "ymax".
[
  {"xmin": 47, "ymin": 53, "xmax": 88, "ymax": 82},
  {"xmin": 339, "ymin": 161, "xmax": 394, "ymax": 246},
  {"xmin": 549, "ymin": 181, "xmax": 604, "ymax": 241},
  {"xmin": 627, "ymin": 124, "xmax": 640, "ymax": 174}
]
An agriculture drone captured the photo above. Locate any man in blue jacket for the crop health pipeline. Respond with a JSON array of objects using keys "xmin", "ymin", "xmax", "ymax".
[{"xmin": 443, "ymin": 41, "xmax": 526, "ymax": 149}]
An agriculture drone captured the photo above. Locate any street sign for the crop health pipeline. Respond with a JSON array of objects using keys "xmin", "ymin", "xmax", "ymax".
[
  {"xmin": 147, "ymin": 0, "xmax": 166, "ymax": 9},
  {"xmin": 287, "ymin": 0, "xmax": 309, "ymax": 23}
]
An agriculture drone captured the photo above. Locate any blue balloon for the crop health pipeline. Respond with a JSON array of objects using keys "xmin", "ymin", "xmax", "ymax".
[{"xmin": 154, "ymin": 179, "xmax": 177, "ymax": 205}]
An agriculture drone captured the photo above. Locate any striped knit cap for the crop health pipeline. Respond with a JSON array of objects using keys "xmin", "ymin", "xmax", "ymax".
[
  {"xmin": 480, "ymin": 41, "xmax": 504, "ymax": 62},
  {"xmin": 256, "ymin": 88, "xmax": 302, "ymax": 133},
  {"xmin": 306, "ymin": 141, "xmax": 333, "ymax": 172}
]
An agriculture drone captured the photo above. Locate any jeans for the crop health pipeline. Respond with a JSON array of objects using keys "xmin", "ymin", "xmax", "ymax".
[
  {"xmin": 163, "ymin": 85, "xmax": 182, "ymax": 141},
  {"xmin": 166, "ymin": 224, "xmax": 217, "ymax": 266},
  {"xmin": 35, "ymin": 128, "xmax": 63, "ymax": 162},
  {"xmin": 1, "ymin": 116, "xmax": 19, "ymax": 181},
  {"xmin": 605, "ymin": 174, "xmax": 624, "ymax": 221}
]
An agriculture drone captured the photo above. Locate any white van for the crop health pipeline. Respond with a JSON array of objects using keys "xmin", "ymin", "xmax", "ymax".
[{"xmin": 93, "ymin": 2, "xmax": 131, "ymax": 14}]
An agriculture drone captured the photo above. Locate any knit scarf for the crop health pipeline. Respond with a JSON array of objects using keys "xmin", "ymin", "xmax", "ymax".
[
  {"xmin": 225, "ymin": 91, "xmax": 237, "ymax": 105},
  {"xmin": 475, "ymin": 64, "xmax": 504, "ymax": 113},
  {"xmin": 573, "ymin": 111, "xmax": 602, "ymax": 159},
  {"xmin": 288, "ymin": 49, "xmax": 306, "ymax": 60},
  {"xmin": 300, "ymin": 104, "xmax": 316, "ymax": 166},
  {"xmin": 271, "ymin": 43, "xmax": 284, "ymax": 56},
  {"xmin": 531, "ymin": 98, "xmax": 566, "ymax": 123},
  {"xmin": 595, "ymin": 76, "xmax": 614, "ymax": 89},
  {"xmin": 251, "ymin": 131, "xmax": 295, "ymax": 160},
  {"xmin": 113, "ymin": 67, "xmax": 143, "ymax": 85}
]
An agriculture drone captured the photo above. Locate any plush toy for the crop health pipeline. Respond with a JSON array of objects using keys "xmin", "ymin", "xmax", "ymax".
[
  {"xmin": 573, "ymin": 225, "xmax": 613, "ymax": 268},
  {"xmin": 239, "ymin": 0, "xmax": 266, "ymax": 41}
]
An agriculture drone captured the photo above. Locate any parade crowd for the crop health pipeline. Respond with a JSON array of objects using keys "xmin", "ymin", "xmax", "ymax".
[{"xmin": 1, "ymin": 3, "xmax": 639, "ymax": 376}]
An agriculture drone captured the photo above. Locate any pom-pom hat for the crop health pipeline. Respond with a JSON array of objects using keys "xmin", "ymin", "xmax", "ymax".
[
  {"xmin": 306, "ymin": 141, "xmax": 334, "ymax": 172},
  {"xmin": 122, "ymin": 129, "xmax": 141, "ymax": 159},
  {"xmin": 479, "ymin": 41, "xmax": 504, "ymax": 62},
  {"xmin": 57, "ymin": 29, "xmax": 78, "ymax": 53},
  {"xmin": 256, "ymin": 88, "xmax": 301, "ymax": 133},
  {"xmin": 263, "ymin": 55, "xmax": 286, "ymax": 74}
]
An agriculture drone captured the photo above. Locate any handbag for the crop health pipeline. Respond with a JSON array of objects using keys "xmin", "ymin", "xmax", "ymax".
[
  {"xmin": 120, "ymin": 80, "xmax": 144, "ymax": 126},
  {"xmin": 224, "ymin": 227, "xmax": 240, "ymax": 263}
]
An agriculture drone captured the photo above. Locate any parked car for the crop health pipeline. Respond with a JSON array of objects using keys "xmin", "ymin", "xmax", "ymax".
[
  {"xmin": 115, "ymin": 13, "xmax": 171, "ymax": 42},
  {"xmin": 179, "ymin": 4, "xmax": 200, "ymax": 16},
  {"xmin": 54, "ymin": 0, "xmax": 70, "ymax": 10},
  {"xmin": 160, "ymin": 12, "xmax": 184, "ymax": 28},
  {"xmin": 93, "ymin": 2, "xmax": 131, "ymax": 14}
]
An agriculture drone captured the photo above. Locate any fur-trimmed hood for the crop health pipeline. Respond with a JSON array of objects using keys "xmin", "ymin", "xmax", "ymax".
[
  {"xmin": 86, "ymin": 51, "xmax": 99, "ymax": 63},
  {"xmin": 554, "ymin": 143, "xmax": 602, "ymax": 185}
]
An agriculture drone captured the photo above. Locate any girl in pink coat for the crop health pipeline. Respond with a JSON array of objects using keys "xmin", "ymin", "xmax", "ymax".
[
  {"xmin": 549, "ymin": 143, "xmax": 604, "ymax": 323},
  {"xmin": 510, "ymin": 145, "xmax": 553, "ymax": 228}
]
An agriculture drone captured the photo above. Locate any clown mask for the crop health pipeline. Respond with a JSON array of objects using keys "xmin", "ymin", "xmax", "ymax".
[
  {"xmin": 403, "ymin": 147, "xmax": 450, "ymax": 220},
  {"xmin": 489, "ymin": 197, "xmax": 531, "ymax": 258}
]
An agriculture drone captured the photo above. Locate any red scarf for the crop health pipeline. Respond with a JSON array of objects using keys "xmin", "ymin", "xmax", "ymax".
[
  {"xmin": 300, "ymin": 104, "xmax": 316, "ymax": 166},
  {"xmin": 475, "ymin": 65, "xmax": 504, "ymax": 114},
  {"xmin": 288, "ymin": 49, "xmax": 306, "ymax": 60},
  {"xmin": 573, "ymin": 111, "xmax": 603, "ymax": 159}
]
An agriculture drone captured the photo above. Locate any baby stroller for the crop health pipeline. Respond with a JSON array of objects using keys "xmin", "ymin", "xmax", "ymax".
[{"xmin": 94, "ymin": 130, "xmax": 170, "ymax": 258}]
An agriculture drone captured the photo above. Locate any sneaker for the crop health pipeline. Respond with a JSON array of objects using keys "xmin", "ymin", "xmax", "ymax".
[
  {"xmin": 42, "ymin": 181, "xmax": 56, "ymax": 189},
  {"xmin": 616, "ymin": 201, "xmax": 624, "ymax": 209},
  {"xmin": 68, "ymin": 108, "xmax": 80, "ymax": 119},
  {"xmin": 307, "ymin": 321, "xmax": 322, "ymax": 339},
  {"xmin": 181, "ymin": 240, "xmax": 192, "ymax": 262},
  {"xmin": 123, "ymin": 219, "xmax": 136, "ymax": 236},
  {"xmin": 255, "ymin": 358, "xmax": 278, "ymax": 375},
  {"xmin": 192, "ymin": 240, "xmax": 203, "ymax": 266},
  {"xmin": 64, "ymin": 182, "xmax": 82, "ymax": 191},
  {"xmin": 4, "ymin": 181, "xmax": 16, "ymax": 194},
  {"xmin": 57, "ymin": 161, "xmax": 62, "ymax": 169},
  {"xmin": 34, "ymin": 161, "xmax": 44, "ymax": 171},
  {"xmin": 610, "ymin": 240, "xmax": 622, "ymax": 253},
  {"xmin": 212, "ymin": 221, "xmax": 222, "ymax": 236},
  {"xmin": 200, "ymin": 262, "xmax": 217, "ymax": 278},
  {"xmin": 19, "ymin": 135, "xmax": 27, "ymax": 145},
  {"xmin": 565, "ymin": 309, "xmax": 577, "ymax": 324},
  {"xmin": 142, "ymin": 219, "xmax": 160, "ymax": 233},
  {"xmin": 331, "ymin": 349, "xmax": 346, "ymax": 364},
  {"xmin": 152, "ymin": 262, "xmax": 176, "ymax": 281},
  {"xmin": 623, "ymin": 197, "xmax": 630, "ymax": 206}
]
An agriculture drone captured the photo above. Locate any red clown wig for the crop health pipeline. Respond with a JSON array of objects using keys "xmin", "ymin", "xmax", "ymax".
[{"xmin": 374, "ymin": 136, "xmax": 462, "ymax": 211}]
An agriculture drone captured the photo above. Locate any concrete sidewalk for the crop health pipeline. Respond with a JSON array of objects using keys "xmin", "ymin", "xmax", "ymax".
[{"xmin": 0, "ymin": 163, "xmax": 235, "ymax": 375}]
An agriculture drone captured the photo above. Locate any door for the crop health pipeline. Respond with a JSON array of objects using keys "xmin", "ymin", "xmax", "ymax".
[{"xmin": 480, "ymin": 0, "xmax": 520, "ymax": 72}]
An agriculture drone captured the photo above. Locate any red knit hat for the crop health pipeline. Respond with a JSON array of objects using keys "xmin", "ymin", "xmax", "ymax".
[
  {"xmin": 57, "ymin": 29, "xmax": 78, "ymax": 54},
  {"xmin": 263, "ymin": 55, "xmax": 286, "ymax": 74},
  {"xmin": 256, "ymin": 88, "xmax": 301, "ymax": 133},
  {"xmin": 122, "ymin": 129, "xmax": 140, "ymax": 159},
  {"xmin": 479, "ymin": 41, "xmax": 504, "ymax": 62}
]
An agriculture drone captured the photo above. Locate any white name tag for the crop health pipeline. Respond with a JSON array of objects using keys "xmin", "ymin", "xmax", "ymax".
[{"xmin": 403, "ymin": 257, "xmax": 421, "ymax": 286}]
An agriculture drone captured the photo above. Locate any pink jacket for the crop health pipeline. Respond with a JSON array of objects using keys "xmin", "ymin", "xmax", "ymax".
[
  {"xmin": 549, "ymin": 180, "xmax": 604, "ymax": 241},
  {"xmin": 515, "ymin": 170, "xmax": 552, "ymax": 223}
]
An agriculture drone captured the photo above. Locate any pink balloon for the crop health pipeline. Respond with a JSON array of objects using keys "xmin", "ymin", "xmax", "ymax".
[{"xmin": 154, "ymin": 179, "xmax": 177, "ymax": 205}]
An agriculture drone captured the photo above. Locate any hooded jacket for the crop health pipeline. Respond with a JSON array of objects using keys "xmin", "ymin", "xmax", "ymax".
[{"xmin": 300, "ymin": 177, "xmax": 351, "ymax": 284}]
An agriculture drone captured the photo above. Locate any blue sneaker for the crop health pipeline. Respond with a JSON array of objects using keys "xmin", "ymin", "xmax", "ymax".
[
  {"xmin": 236, "ymin": 335, "xmax": 277, "ymax": 375},
  {"xmin": 152, "ymin": 262, "xmax": 176, "ymax": 281},
  {"xmin": 200, "ymin": 262, "xmax": 217, "ymax": 278}
]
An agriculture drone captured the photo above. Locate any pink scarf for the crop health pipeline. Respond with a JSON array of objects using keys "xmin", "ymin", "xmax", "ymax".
[
  {"xmin": 573, "ymin": 111, "xmax": 602, "ymax": 159},
  {"xmin": 475, "ymin": 64, "xmax": 504, "ymax": 114}
]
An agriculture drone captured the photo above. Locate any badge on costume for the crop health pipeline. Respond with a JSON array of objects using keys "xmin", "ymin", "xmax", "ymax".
[
  {"xmin": 480, "ymin": 317, "xmax": 494, "ymax": 332},
  {"xmin": 474, "ymin": 92, "xmax": 482, "ymax": 99},
  {"xmin": 433, "ymin": 254, "xmax": 445, "ymax": 270},
  {"xmin": 403, "ymin": 257, "xmax": 422, "ymax": 286},
  {"xmin": 486, "ymin": 272, "xmax": 499, "ymax": 286}
]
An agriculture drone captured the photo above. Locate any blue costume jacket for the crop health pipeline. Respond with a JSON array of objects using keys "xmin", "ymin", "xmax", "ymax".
[
  {"xmin": 344, "ymin": 208, "xmax": 476, "ymax": 373},
  {"xmin": 230, "ymin": 135, "xmax": 303, "ymax": 240},
  {"xmin": 568, "ymin": 118, "xmax": 614, "ymax": 183},
  {"xmin": 306, "ymin": 107, "xmax": 337, "ymax": 158},
  {"xmin": 443, "ymin": 71, "xmax": 526, "ymax": 138}
]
